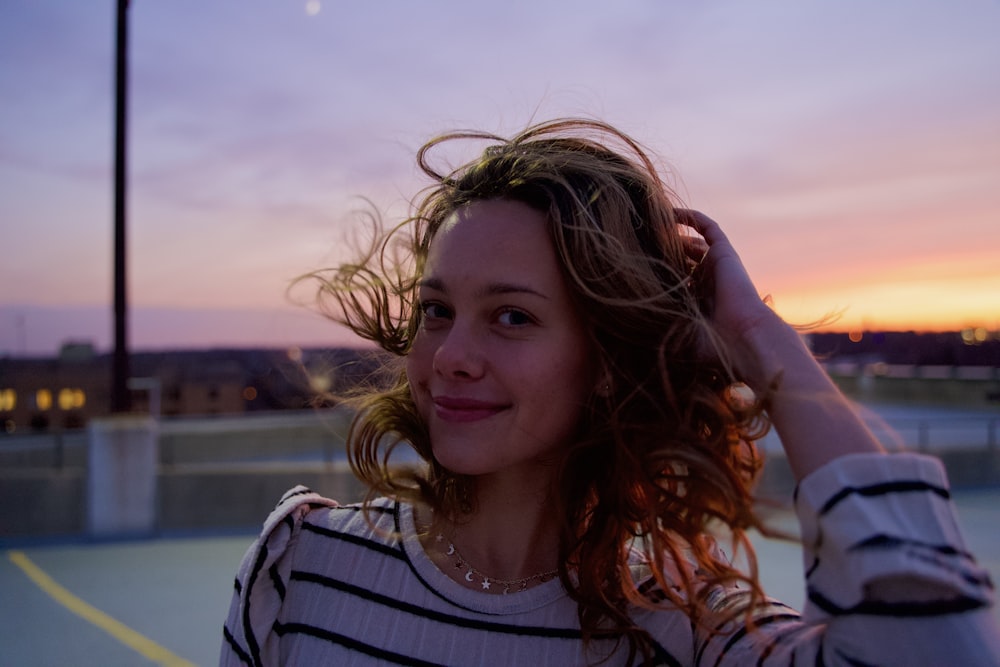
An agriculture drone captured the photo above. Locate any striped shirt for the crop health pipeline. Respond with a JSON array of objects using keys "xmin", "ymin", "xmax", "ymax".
[{"xmin": 221, "ymin": 453, "xmax": 999, "ymax": 665}]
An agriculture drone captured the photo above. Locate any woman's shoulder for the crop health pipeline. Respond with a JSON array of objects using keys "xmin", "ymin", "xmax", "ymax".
[
  {"xmin": 256, "ymin": 485, "xmax": 338, "ymax": 536},
  {"xmin": 296, "ymin": 494, "xmax": 400, "ymax": 538},
  {"xmin": 233, "ymin": 489, "xmax": 403, "ymax": 588},
  {"xmin": 259, "ymin": 486, "xmax": 401, "ymax": 534}
]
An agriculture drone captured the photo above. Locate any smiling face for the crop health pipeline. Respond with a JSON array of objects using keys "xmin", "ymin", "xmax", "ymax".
[{"xmin": 405, "ymin": 199, "xmax": 598, "ymax": 479}]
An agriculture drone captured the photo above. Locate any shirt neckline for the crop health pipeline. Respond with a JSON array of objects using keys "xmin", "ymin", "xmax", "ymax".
[{"xmin": 396, "ymin": 500, "xmax": 569, "ymax": 615}]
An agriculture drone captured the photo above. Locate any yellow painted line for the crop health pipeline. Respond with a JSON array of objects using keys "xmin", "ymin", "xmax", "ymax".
[{"xmin": 8, "ymin": 550, "xmax": 196, "ymax": 667}]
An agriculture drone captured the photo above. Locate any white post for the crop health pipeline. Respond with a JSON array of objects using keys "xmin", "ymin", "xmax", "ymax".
[{"xmin": 87, "ymin": 415, "xmax": 159, "ymax": 536}]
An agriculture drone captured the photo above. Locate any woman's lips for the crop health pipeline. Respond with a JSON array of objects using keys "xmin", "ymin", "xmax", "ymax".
[{"xmin": 432, "ymin": 396, "xmax": 508, "ymax": 422}]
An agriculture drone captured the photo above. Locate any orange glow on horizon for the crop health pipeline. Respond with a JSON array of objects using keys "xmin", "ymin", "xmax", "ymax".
[
  {"xmin": 752, "ymin": 236, "xmax": 1000, "ymax": 332},
  {"xmin": 772, "ymin": 275, "xmax": 1000, "ymax": 333}
]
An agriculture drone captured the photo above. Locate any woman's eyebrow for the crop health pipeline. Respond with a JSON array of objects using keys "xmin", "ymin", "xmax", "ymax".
[
  {"xmin": 482, "ymin": 282, "xmax": 549, "ymax": 299},
  {"xmin": 417, "ymin": 277, "xmax": 445, "ymax": 292},
  {"xmin": 417, "ymin": 277, "xmax": 548, "ymax": 300}
]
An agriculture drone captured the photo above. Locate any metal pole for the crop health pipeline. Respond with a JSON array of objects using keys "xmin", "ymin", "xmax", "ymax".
[{"xmin": 112, "ymin": 0, "xmax": 130, "ymax": 413}]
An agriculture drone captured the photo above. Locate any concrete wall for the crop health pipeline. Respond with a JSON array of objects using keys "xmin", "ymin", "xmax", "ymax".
[
  {"xmin": 829, "ymin": 368, "xmax": 1000, "ymax": 408},
  {"xmin": 4, "ymin": 451, "xmax": 999, "ymax": 539},
  {"xmin": 0, "ymin": 469, "xmax": 86, "ymax": 536},
  {"xmin": 3, "ymin": 404, "xmax": 999, "ymax": 539},
  {"xmin": 0, "ymin": 463, "xmax": 369, "ymax": 538},
  {"xmin": 158, "ymin": 411, "xmax": 350, "ymax": 465},
  {"xmin": 157, "ymin": 462, "xmax": 368, "ymax": 531},
  {"xmin": 1, "ymin": 411, "xmax": 355, "ymax": 538}
]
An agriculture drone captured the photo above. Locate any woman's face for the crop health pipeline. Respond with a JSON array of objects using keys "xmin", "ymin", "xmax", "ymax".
[{"xmin": 406, "ymin": 198, "xmax": 597, "ymax": 478}]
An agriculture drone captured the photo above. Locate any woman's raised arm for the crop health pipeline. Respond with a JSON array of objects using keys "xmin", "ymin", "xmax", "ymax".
[{"xmin": 682, "ymin": 210, "xmax": 884, "ymax": 481}]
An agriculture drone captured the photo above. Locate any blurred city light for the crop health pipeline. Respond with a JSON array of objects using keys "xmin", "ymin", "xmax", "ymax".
[
  {"xmin": 35, "ymin": 389, "xmax": 52, "ymax": 411},
  {"xmin": 0, "ymin": 389, "xmax": 15, "ymax": 412}
]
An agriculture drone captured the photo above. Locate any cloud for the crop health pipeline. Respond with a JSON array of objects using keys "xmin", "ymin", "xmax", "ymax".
[
  {"xmin": 3, "ymin": 0, "xmax": 998, "ymax": 344},
  {"xmin": 0, "ymin": 303, "xmax": 360, "ymax": 357}
]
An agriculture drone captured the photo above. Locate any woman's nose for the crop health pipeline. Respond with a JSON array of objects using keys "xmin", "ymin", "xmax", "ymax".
[{"xmin": 432, "ymin": 322, "xmax": 485, "ymax": 380}]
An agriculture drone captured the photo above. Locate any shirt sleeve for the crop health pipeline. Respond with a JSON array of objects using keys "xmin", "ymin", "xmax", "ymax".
[
  {"xmin": 219, "ymin": 486, "xmax": 338, "ymax": 667},
  {"xmin": 700, "ymin": 452, "xmax": 1000, "ymax": 666}
]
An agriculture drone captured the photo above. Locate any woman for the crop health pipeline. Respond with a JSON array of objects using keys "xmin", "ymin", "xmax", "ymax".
[{"xmin": 221, "ymin": 119, "xmax": 998, "ymax": 665}]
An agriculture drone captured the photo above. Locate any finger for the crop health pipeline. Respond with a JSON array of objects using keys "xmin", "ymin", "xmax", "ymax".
[
  {"xmin": 676, "ymin": 209, "xmax": 729, "ymax": 248},
  {"xmin": 681, "ymin": 242, "xmax": 707, "ymax": 281},
  {"xmin": 681, "ymin": 234, "xmax": 709, "ymax": 261}
]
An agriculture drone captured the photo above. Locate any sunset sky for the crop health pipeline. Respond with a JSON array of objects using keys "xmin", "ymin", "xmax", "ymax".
[{"xmin": 1, "ymin": 0, "xmax": 998, "ymax": 356}]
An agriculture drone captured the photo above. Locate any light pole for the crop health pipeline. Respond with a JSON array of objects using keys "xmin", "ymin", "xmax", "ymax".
[
  {"xmin": 112, "ymin": 0, "xmax": 130, "ymax": 413},
  {"xmin": 87, "ymin": 0, "xmax": 158, "ymax": 540}
]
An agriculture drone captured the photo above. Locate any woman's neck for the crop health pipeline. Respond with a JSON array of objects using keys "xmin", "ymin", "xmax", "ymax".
[{"xmin": 419, "ymin": 470, "xmax": 561, "ymax": 591}]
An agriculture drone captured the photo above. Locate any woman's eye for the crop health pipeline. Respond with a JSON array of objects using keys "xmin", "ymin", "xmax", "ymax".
[
  {"xmin": 497, "ymin": 309, "xmax": 534, "ymax": 327},
  {"xmin": 419, "ymin": 301, "xmax": 451, "ymax": 321}
]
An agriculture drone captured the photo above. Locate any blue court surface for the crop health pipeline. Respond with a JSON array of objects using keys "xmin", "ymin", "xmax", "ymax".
[{"xmin": 4, "ymin": 487, "xmax": 1000, "ymax": 666}]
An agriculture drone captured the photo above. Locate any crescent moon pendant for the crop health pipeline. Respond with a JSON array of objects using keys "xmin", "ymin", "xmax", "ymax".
[{"xmin": 464, "ymin": 569, "xmax": 474, "ymax": 582}]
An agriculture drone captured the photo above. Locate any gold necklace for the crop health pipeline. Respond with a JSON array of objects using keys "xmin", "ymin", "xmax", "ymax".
[{"xmin": 434, "ymin": 533, "xmax": 558, "ymax": 594}]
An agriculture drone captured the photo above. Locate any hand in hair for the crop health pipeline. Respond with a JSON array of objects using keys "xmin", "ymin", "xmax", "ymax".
[
  {"xmin": 677, "ymin": 209, "xmax": 777, "ymax": 390},
  {"xmin": 679, "ymin": 209, "xmax": 884, "ymax": 479}
]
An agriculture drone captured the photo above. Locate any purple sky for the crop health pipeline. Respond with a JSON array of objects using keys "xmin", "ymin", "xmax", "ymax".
[{"xmin": 2, "ymin": 0, "xmax": 999, "ymax": 356}]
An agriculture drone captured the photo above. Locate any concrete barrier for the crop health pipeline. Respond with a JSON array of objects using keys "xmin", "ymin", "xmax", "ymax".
[
  {"xmin": 3, "ymin": 406, "xmax": 1000, "ymax": 539},
  {"xmin": 158, "ymin": 410, "xmax": 350, "ymax": 465},
  {"xmin": 0, "ymin": 469, "xmax": 85, "ymax": 536},
  {"xmin": 5, "ymin": 450, "xmax": 999, "ymax": 539},
  {"xmin": 829, "ymin": 371, "xmax": 1000, "ymax": 409},
  {"xmin": 87, "ymin": 416, "xmax": 159, "ymax": 537},
  {"xmin": 157, "ymin": 462, "xmax": 368, "ymax": 531}
]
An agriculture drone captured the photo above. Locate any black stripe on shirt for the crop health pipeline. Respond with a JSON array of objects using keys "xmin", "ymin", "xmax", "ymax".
[
  {"xmin": 277, "ymin": 487, "xmax": 315, "ymax": 506},
  {"xmin": 709, "ymin": 611, "xmax": 801, "ymax": 667},
  {"xmin": 322, "ymin": 502, "xmax": 395, "ymax": 517},
  {"xmin": 223, "ymin": 624, "xmax": 253, "ymax": 665},
  {"xmin": 274, "ymin": 621, "xmax": 448, "ymax": 667},
  {"xmin": 804, "ymin": 555, "xmax": 820, "ymax": 579},
  {"xmin": 277, "ymin": 588, "xmax": 684, "ymax": 667},
  {"xmin": 289, "ymin": 569, "xmax": 584, "ymax": 639},
  {"xmin": 269, "ymin": 562, "xmax": 286, "ymax": 601},
  {"xmin": 751, "ymin": 621, "xmax": 816, "ymax": 667},
  {"xmin": 243, "ymin": 542, "xmax": 269, "ymax": 667},
  {"xmin": 692, "ymin": 599, "xmax": 790, "ymax": 666},
  {"xmin": 297, "ymin": 502, "xmax": 683, "ymax": 665},
  {"xmin": 807, "ymin": 588, "xmax": 986, "ymax": 617},
  {"xmin": 845, "ymin": 535, "xmax": 993, "ymax": 590},
  {"xmin": 849, "ymin": 533, "xmax": 973, "ymax": 561},
  {"xmin": 300, "ymin": 519, "xmax": 405, "ymax": 560},
  {"xmin": 818, "ymin": 480, "xmax": 949, "ymax": 516}
]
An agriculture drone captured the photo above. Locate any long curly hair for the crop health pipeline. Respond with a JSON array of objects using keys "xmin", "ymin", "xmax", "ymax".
[{"xmin": 300, "ymin": 118, "xmax": 771, "ymax": 664}]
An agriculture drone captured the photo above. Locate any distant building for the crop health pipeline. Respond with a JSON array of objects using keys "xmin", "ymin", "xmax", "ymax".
[
  {"xmin": 806, "ymin": 330, "xmax": 1000, "ymax": 366},
  {"xmin": 0, "ymin": 343, "xmax": 106, "ymax": 432},
  {"xmin": 9, "ymin": 331, "xmax": 992, "ymax": 435},
  {"xmin": 0, "ymin": 343, "xmax": 381, "ymax": 435}
]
